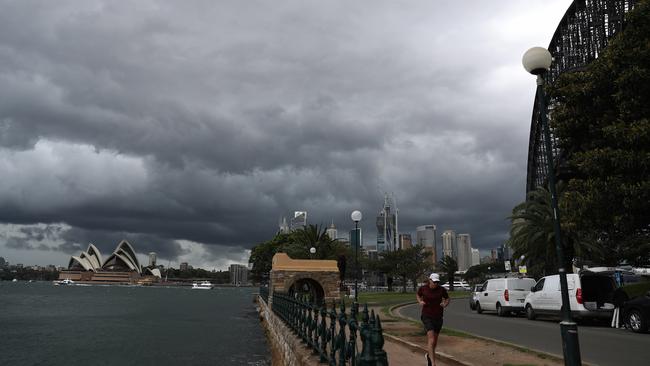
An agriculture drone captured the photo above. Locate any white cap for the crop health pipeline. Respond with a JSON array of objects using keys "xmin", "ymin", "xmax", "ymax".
[{"xmin": 429, "ymin": 273, "xmax": 440, "ymax": 282}]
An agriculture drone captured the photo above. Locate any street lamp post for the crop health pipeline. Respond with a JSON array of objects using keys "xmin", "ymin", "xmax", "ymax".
[
  {"xmin": 522, "ymin": 46, "xmax": 582, "ymax": 366},
  {"xmin": 309, "ymin": 247, "xmax": 316, "ymax": 259},
  {"xmin": 351, "ymin": 210, "xmax": 362, "ymax": 302}
]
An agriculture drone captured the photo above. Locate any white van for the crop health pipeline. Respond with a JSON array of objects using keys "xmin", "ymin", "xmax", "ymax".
[
  {"xmin": 441, "ymin": 280, "xmax": 471, "ymax": 291},
  {"xmin": 524, "ymin": 272, "xmax": 617, "ymax": 320},
  {"xmin": 475, "ymin": 277, "xmax": 537, "ymax": 316}
]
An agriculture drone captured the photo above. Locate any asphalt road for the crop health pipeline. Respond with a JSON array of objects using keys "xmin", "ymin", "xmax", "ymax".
[{"xmin": 398, "ymin": 298, "xmax": 649, "ymax": 366}]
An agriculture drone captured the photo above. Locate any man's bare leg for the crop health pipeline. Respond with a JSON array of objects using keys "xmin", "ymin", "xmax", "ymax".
[{"xmin": 426, "ymin": 330, "xmax": 440, "ymax": 366}]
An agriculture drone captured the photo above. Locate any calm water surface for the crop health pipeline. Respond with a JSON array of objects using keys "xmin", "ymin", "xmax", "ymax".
[{"xmin": 0, "ymin": 281, "xmax": 270, "ymax": 366}]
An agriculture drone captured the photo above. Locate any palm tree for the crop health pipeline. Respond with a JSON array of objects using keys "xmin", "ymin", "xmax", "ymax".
[
  {"xmin": 290, "ymin": 224, "xmax": 344, "ymax": 260},
  {"xmin": 439, "ymin": 256, "xmax": 457, "ymax": 291},
  {"xmin": 507, "ymin": 186, "xmax": 603, "ymax": 277}
]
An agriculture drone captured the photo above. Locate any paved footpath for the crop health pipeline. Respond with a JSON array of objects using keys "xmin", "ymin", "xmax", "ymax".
[{"xmin": 384, "ymin": 337, "xmax": 453, "ymax": 366}]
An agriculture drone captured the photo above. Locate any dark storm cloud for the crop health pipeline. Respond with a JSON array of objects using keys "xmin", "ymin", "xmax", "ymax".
[
  {"xmin": 0, "ymin": 1, "xmax": 569, "ymax": 266},
  {"xmin": 57, "ymin": 227, "xmax": 189, "ymax": 260},
  {"xmin": 6, "ymin": 237, "xmax": 51, "ymax": 251}
]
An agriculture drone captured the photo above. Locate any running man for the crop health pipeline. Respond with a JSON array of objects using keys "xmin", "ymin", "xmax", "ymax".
[{"xmin": 417, "ymin": 273, "xmax": 450, "ymax": 366}]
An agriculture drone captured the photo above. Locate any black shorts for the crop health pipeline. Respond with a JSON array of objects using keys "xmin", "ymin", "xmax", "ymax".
[{"xmin": 421, "ymin": 315, "xmax": 443, "ymax": 333}]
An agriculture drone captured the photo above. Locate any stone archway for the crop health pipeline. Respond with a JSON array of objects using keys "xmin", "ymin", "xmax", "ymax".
[
  {"xmin": 270, "ymin": 253, "xmax": 340, "ymax": 304},
  {"xmin": 288, "ymin": 277, "xmax": 325, "ymax": 302}
]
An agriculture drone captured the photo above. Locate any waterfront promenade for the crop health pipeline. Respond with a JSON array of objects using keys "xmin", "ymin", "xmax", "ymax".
[{"xmin": 370, "ymin": 303, "xmax": 564, "ymax": 366}]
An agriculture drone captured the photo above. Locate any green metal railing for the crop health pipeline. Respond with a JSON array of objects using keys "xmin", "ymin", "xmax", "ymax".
[
  {"xmin": 259, "ymin": 285, "xmax": 269, "ymax": 303},
  {"xmin": 267, "ymin": 291, "xmax": 388, "ymax": 366}
]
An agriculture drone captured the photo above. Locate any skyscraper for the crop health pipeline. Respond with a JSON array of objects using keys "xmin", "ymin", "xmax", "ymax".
[
  {"xmin": 471, "ymin": 248, "xmax": 480, "ymax": 267},
  {"xmin": 416, "ymin": 225, "xmax": 437, "ymax": 264},
  {"xmin": 148, "ymin": 252, "xmax": 157, "ymax": 267},
  {"xmin": 290, "ymin": 211, "xmax": 307, "ymax": 231},
  {"xmin": 376, "ymin": 193, "xmax": 398, "ymax": 252},
  {"xmin": 398, "ymin": 233, "xmax": 412, "ymax": 250},
  {"xmin": 456, "ymin": 234, "xmax": 472, "ymax": 271},
  {"xmin": 278, "ymin": 216, "xmax": 290, "ymax": 234},
  {"xmin": 229, "ymin": 264, "xmax": 249, "ymax": 285},
  {"xmin": 326, "ymin": 221, "xmax": 337, "ymax": 240},
  {"xmin": 441, "ymin": 230, "xmax": 456, "ymax": 259}
]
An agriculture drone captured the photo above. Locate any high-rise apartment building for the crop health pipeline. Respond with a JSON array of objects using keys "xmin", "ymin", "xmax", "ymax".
[
  {"xmin": 229, "ymin": 264, "xmax": 249, "ymax": 285},
  {"xmin": 441, "ymin": 230, "xmax": 456, "ymax": 259},
  {"xmin": 456, "ymin": 234, "xmax": 472, "ymax": 271},
  {"xmin": 416, "ymin": 225, "xmax": 437, "ymax": 264},
  {"xmin": 376, "ymin": 194, "xmax": 398, "ymax": 252}
]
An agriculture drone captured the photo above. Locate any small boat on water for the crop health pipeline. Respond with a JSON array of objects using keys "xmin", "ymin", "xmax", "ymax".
[
  {"xmin": 54, "ymin": 279, "xmax": 75, "ymax": 286},
  {"xmin": 191, "ymin": 281, "xmax": 213, "ymax": 290}
]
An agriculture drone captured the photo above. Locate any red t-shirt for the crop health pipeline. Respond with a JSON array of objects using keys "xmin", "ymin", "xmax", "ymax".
[{"xmin": 417, "ymin": 285, "xmax": 449, "ymax": 318}]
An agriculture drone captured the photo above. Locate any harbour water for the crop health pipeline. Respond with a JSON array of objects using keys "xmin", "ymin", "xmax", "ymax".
[{"xmin": 0, "ymin": 281, "xmax": 270, "ymax": 366}]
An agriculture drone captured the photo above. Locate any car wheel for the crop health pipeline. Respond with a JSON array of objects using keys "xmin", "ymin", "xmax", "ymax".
[
  {"xmin": 476, "ymin": 302, "xmax": 483, "ymax": 314},
  {"xmin": 497, "ymin": 303, "xmax": 508, "ymax": 317},
  {"xmin": 627, "ymin": 309, "xmax": 648, "ymax": 333},
  {"xmin": 526, "ymin": 304, "xmax": 536, "ymax": 320}
]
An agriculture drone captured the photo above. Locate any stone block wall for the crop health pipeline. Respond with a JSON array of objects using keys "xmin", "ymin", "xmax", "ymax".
[
  {"xmin": 270, "ymin": 270, "xmax": 340, "ymax": 302},
  {"xmin": 257, "ymin": 296, "xmax": 319, "ymax": 366}
]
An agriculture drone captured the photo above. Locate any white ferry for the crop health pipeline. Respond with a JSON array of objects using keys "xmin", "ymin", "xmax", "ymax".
[
  {"xmin": 54, "ymin": 279, "xmax": 75, "ymax": 286},
  {"xmin": 191, "ymin": 281, "xmax": 213, "ymax": 290}
]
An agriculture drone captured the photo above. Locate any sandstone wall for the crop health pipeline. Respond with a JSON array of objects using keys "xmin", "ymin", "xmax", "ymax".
[
  {"xmin": 270, "ymin": 270, "xmax": 340, "ymax": 302},
  {"xmin": 257, "ymin": 296, "xmax": 320, "ymax": 366}
]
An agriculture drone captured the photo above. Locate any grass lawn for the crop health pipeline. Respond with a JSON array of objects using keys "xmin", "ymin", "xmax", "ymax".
[{"xmin": 357, "ymin": 290, "xmax": 468, "ymax": 305}]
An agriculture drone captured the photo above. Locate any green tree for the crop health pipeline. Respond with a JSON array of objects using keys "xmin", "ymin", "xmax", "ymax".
[
  {"xmin": 506, "ymin": 187, "xmax": 602, "ymax": 277},
  {"xmin": 405, "ymin": 245, "xmax": 435, "ymax": 292},
  {"xmin": 464, "ymin": 262, "xmax": 505, "ymax": 284},
  {"xmin": 439, "ymin": 256, "xmax": 458, "ymax": 291},
  {"xmin": 548, "ymin": 0, "xmax": 650, "ymax": 266},
  {"xmin": 248, "ymin": 232, "xmax": 293, "ymax": 281},
  {"xmin": 286, "ymin": 224, "xmax": 348, "ymax": 260}
]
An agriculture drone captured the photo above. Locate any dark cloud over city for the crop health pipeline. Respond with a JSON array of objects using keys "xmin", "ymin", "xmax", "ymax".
[{"xmin": 0, "ymin": 0, "xmax": 569, "ymax": 269}]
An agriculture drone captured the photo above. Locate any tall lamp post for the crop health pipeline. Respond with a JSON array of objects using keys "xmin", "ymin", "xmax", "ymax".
[
  {"xmin": 309, "ymin": 247, "xmax": 316, "ymax": 259},
  {"xmin": 522, "ymin": 46, "xmax": 582, "ymax": 366},
  {"xmin": 351, "ymin": 210, "xmax": 362, "ymax": 302}
]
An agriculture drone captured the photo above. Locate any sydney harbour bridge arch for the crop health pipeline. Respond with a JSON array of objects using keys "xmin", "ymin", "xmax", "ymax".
[{"xmin": 526, "ymin": 0, "xmax": 637, "ymax": 193}]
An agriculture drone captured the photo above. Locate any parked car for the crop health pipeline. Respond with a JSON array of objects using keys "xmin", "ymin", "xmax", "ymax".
[
  {"xmin": 469, "ymin": 284, "xmax": 484, "ymax": 310},
  {"xmin": 524, "ymin": 271, "xmax": 617, "ymax": 321},
  {"xmin": 474, "ymin": 277, "xmax": 536, "ymax": 316},
  {"xmin": 623, "ymin": 291, "xmax": 650, "ymax": 333},
  {"xmin": 442, "ymin": 280, "xmax": 471, "ymax": 291}
]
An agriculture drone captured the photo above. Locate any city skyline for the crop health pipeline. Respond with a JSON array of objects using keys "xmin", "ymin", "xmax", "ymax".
[{"xmin": 0, "ymin": 1, "xmax": 571, "ymax": 270}]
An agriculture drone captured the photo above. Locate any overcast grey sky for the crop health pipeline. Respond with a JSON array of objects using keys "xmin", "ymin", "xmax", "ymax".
[{"xmin": 0, "ymin": 0, "xmax": 571, "ymax": 269}]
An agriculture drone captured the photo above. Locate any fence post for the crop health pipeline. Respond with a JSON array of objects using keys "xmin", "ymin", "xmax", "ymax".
[
  {"xmin": 328, "ymin": 301, "xmax": 337, "ymax": 366},
  {"xmin": 359, "ymin": 304, "xmax": 377, "ymax": 366},
  {"xmin": 319, "ymin": 303, "xmax": 329, "ymax": 363},
  {"xmin": 373, "ymin": 315, "xmax": 388, "ymax": 366},
  {"xmin": 337, "ymin": 301, "xmax": 347, "ymax": 366},
  {"xmin": 347, "ymin": 302, "xmax": 359, "ymax": 366}
]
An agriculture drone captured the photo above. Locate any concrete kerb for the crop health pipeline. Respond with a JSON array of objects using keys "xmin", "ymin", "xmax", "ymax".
[
  {"xmin": 388, "ymin": 302, "xmax": 577, "ymax": 366},
  {"xmin": 385, "ymin": 302, "xmax": 472, "ymax": 366}
]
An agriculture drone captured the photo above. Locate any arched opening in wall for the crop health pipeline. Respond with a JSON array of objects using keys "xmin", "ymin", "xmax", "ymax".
[{"xmin": 288, "ymin": 278, "xmax": 325, "ymax": 304}]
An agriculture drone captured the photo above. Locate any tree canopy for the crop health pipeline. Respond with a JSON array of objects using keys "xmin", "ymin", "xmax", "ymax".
[
  {"xmin": 248, "ymin": 224, "xmax": 350, "ymax": 281},
  {"xmin": 509, "ymin": 1, "xmax": 650, "ymax": 269},
  {"xmin": 548, "ymin": 0, "xmax": 649, "ymax": 266}
]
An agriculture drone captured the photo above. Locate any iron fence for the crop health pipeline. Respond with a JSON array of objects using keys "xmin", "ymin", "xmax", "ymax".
[
  {"xmin": 259, "ymin": 285, "xmax": 269, "ymax": 303},
  {"xmin": 270, "ymin": 292, "xmax": 388, "ymax": 366}
]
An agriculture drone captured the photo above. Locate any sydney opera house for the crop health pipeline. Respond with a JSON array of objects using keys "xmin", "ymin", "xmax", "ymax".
[{"xmin": 58, "ymin": 240, "xmax": 161, "ymax": 285}]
